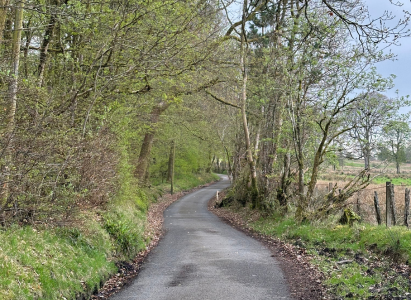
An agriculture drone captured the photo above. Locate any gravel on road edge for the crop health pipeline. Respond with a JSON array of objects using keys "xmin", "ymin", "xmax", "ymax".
[{"xmin": 208, "ymin": 191, "xmax": 327, "ymax": 300}]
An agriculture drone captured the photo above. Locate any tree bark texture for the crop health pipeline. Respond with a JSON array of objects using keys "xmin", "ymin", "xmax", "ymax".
[
  {"xmin": 239, "ymin": 0, "xmax": 259, "ymax": 208},
  {"xmin": 37, "ymin": 0, "xmax": 59, "ymax": 87},
  {"xmin": 391, "ymin": 183, "xmax": 397, "ymax": 225},
  {"xmin": 374, "ymin": 191, "xmax": 381, "ymax": 225},
  {"xmin": 404, "ymin": 188, "xmax": 410, "ymax": 227},
  {"xmin": 134, "ymin": 101, "xmax": 170, "ymax": 182},
  {"xmin": 386, "ymin": 182, "xmax": 397, "ymax": 227},
  {"xmin": 278, "ymin": 152, "xmax": 290, "ymax": 209},
  {"xmin": 167, "ymin": 140, "xmax": 174, "ymax": 182},
  {"xmin": 0, "ymin": 0, "xmax": 8, "ymax": 47},
  {"xmin": 386, "ymin": 182, "xmax": 392, "ymax": 227},
  {"xmin": 1, "ymin": 0, "xmax": 24, "ymax": 224}
]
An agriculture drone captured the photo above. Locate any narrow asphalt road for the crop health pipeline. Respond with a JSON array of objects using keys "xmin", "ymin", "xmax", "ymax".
[{"xmin": 110, "ymin": 175, "xmax": 291, "ymax": 300}]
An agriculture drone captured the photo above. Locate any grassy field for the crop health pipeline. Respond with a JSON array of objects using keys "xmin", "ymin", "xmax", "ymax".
[
  {"xmin": 318, "ymin": 159, "xmax": 411, "ymax": 225},
  {"xmin": 333, "ymin": 159, "xmax": 411, "ymax": 175}
]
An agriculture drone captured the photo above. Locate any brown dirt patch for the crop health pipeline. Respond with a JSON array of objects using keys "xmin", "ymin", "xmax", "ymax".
[{"xmin": 209, "ymin": 192, "xmax": 327, "ymax": 300}]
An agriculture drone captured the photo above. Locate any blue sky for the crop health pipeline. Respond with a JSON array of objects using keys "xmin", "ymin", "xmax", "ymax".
[{"xmin": 362, "ymin": 1, "xmax": 411, "ymax": 106}]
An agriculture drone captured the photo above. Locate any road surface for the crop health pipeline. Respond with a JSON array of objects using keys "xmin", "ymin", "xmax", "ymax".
[{"xmin": 110, "ymin": 175, "xmax": 291, "ymax": 300}]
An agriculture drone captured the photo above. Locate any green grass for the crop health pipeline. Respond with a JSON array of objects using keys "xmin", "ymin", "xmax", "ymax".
[
  {"xmin": 250, "ymin": 215, "xmax": 411, "ymax": 298},
  {"xmin": 372, "ymin": 176, "xmax": 411, "ymax": 185},
  {"xmin": 0, "ymin": 223, "xmax": 116, "ymax": 300}
]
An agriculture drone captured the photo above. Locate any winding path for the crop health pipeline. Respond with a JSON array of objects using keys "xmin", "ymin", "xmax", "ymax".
[{"xmin": 110, "ymin": 175, "xmax": 291, "ymax": 300}]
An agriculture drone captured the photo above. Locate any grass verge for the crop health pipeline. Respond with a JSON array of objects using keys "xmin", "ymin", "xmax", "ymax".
[{"xmin": 220, "ymin": 203, "xmax": 411, "ymax": 299}]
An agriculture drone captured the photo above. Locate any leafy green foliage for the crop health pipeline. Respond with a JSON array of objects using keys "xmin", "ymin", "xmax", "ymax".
[{"xmin": 377, "ymin": 119, "xmax": 411, "ymax": 173}]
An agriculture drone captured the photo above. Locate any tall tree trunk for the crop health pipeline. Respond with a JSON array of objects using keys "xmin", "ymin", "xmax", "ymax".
[
  {"xmin": 296, "ymin": 125, "xmax": 305, "ymax": 217},
  {"xmin": 23, "ymin": 19, "xmax": 31, "ymax": 78},
  {"xmin": 296, "ymin": 116, "xmax": 329, "ymax": 221},
  {"xmin": 134, "ymin": 101, "xmax": 170, "ymax": 182},
  {"xmin": 364, "ymin": 154, "xmax": 369, "ymax": 170},
  {"xmin": 1, "ymin": 0, "xmax": 24, "ymax": 224},
  {"xmin": 224, "ymin": 145, "xmax": 232, "ymax": 178},
  {"xmin": 239, "ymin": 0, "xmax": 258, "ymax": 208},
  {"xmin": 395, "ymin": 142, "xmax": 401, "ymax": 174},
  {"xmin": 364, "ymin": 130, "xmax": 370, "ymax": 169},
  {"xmin": 271, "ymin": 104, "xmax": 283, "ymax": 164},
  {"xmin": 169, "ymin": 140, "xmax": 175, "ymax": 195},
  {"xmin": 167, "ymin": 140, "xmax": 174, "ymax": 182},
  {"xmin": 0, "ymin": 0, "xmax": 8, "ymax": 47},
  {"xmin": 293, "ymin": 81, "xmax": 307, "ymax": 220},
  {"xmin": 37, "ymin": 0, "xmax": 58, "ymax": 87},
  {"xmin": 278, "ymin": 152, "xmax": 290, "ymax": 209},
  {"xmin": 255, "ymin": 107, "xmax": 262, "ymax": 154}
]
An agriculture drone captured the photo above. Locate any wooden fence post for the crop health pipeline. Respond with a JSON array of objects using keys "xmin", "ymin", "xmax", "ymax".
[
  {"xmin": 386, "ymin": 182, "xmax": 392, "ymax": 227},
  {"xmin": 405, "ymin": 188, "xmax": 410, "ymax": 227},
  {"xmin": 356, "ymin": 191, "xmax": 361, "ymax": 218},
  {"xmin": 391, "ymin": 183, "xmax": 397, "ymax": 225},
  {"xmin": 374, "ymin": 191, "xmax": 382, "ymax": 225},
  {"xmin": 170, "ymin": 140, "xmax": 175, "ymax": 195}
]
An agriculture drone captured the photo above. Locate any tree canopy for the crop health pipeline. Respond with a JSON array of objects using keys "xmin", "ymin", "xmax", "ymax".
[{"xmin": 0, "ymin": 0, "xmax": 409, "ymax": 225}]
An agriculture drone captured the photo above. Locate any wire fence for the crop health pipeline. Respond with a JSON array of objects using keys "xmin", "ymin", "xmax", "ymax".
[
  {"xmin": 268, "ymin": 179, "xmax": 410, "ymax": 226},
  {"xmin": 269, "ymin": 180, "xmax": 408, "ymax": 225},
  {"xmin": 314, "ymin": 181, "xmax": 410, "ymax": 226}
]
